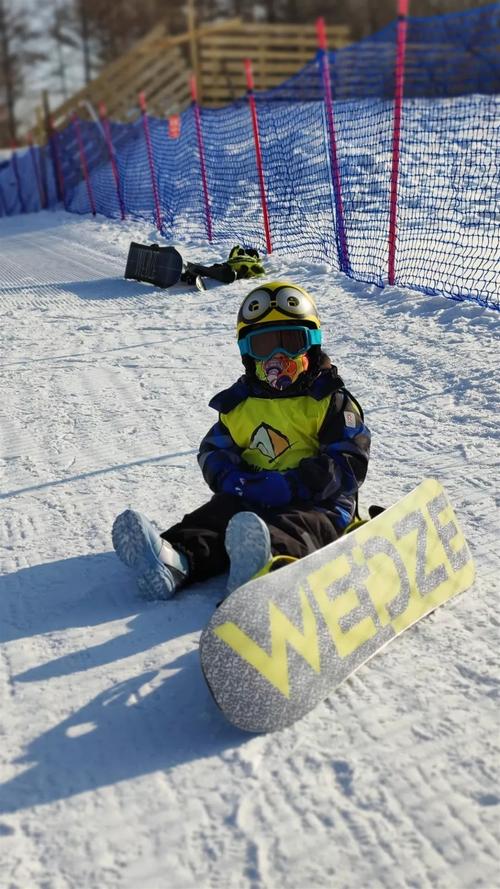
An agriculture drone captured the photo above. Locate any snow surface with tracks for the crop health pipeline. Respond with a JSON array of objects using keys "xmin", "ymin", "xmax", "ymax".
[{"xmin": 0, "ymin": 211, "xmax": 498, "ymax": 889}]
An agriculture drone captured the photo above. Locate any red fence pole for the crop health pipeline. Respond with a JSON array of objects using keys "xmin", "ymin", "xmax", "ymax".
[
  {"xmin": 316, "ymin": 17, "xmax": 350, "ymax": 274},
  {"xmin": 99, "ymin": 102, "xmax": 125, "ymax": 220},
  {"xmin": 139, "ymin": 91, "xmax": 162, "ymax": 232},
  {"xmin": 388, "ymin": 0, "xmax": 409, "ymax": 285},
  {"xmin": 244, "ymin": 59, "xmax": 272, "ymax": 254},
  {"xmin": 190, "ymin": 75, "xmax": 213, "ymax": 243},
  {"xmin": 72, "ymin": 112, "xmax": 96, "ymax": 216}
]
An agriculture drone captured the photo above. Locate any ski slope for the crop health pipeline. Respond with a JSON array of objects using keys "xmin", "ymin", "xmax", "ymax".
[{"xmin": 0, "ymin": 210, "xmax": 498, "ymax": 889}]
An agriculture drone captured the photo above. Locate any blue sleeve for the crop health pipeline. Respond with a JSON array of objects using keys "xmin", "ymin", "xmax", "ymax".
[
  {"xmin": 197, "ymin": 417, "xmax": 247, "ymax": 492},
  {"xmin": 287, "ymin": 393, "xmax": 371, "ymax": 504}
]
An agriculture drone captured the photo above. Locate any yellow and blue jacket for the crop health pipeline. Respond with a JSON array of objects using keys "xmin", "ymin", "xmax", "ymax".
[{"xmin": 198, "ymin": 362, "xmax": 371, "ymax": 530}]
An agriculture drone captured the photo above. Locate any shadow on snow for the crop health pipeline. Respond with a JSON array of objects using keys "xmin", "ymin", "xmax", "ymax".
[
  {"xmin": 0, "ymin": 552, "xmax": 243, "ymax": 813},
  {"xmin": 0, "ymin": 657, "xmax": 246, "ymax": 814},
  {"xmin": 0, "ymin": 277, "xmax": 193, "ymax": 301},
  {"xmin": 0, "ymin": 449, "xmax": 198, "ymax": 501}
]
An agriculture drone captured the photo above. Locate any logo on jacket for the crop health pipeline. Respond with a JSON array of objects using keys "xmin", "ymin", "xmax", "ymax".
[{"xmin": 249, "ymin": 423, "xmax": 291, "ymax": 462}]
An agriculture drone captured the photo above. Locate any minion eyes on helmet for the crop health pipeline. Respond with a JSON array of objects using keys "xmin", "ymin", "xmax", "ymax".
[{"xmin": 240, "ymin": 286, "xmax": 317, "ymax": 324}]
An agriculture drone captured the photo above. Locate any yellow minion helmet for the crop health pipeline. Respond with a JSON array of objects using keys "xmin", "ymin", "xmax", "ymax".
[{"xmin": 236, "ymin": 281, "xmax": 321, "ymax": 342}]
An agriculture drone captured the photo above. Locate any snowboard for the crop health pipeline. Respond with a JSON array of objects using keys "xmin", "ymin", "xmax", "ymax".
[{"xmin": 200, "ymin": 478, "xmax": 475, "ymax": 733}]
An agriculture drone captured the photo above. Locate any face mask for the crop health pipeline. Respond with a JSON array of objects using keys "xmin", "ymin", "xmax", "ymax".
[{"xmin": 255, "ymin": 352, "xmax": 309, "ymax": 390}]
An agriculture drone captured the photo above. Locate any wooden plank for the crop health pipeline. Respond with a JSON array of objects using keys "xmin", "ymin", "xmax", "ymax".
[
  {"xmin": 200, "ymin": 36, "xmax": 339, "ymax": 49},
  {"xmin": 142, "ymin": 62, "xmax": 192, "ymax": 109},
  {"xmin": 149, "ymin": 84, "xmax": 192, "ymax": 117},
  {"xmin": 200, "ymin": 66, "xmax": 316, "ymax": 82},
  {"xmin": 106, "ymin": 47, "xmax": 186, "ymax": 119},
  {"xmin": 97, "ymin": 42, "xmax": 184, "ymax": 107},
  {"xmin": 136, "ymin": 72, "xmax": 191, "ymax": 114},
  {"xmin": 203, "ymin": 76, "xmax": 306, "ymax": 91},
  {"xmin": 202, "ymin": 75, "xmax": 313, "ymax": 90},
  {"xmin": 149, "ymin": 74, "xmax": 192, "ymax": 109},
  {"xmin": 200, "ymin": 53, "xmax": 319, "ymax": 66},
  {"xmin": 202, "ymin": 23, "xmax": 350, "ymax": 34},
  {"xmin": 142, "ymin": 18, "xmax": 242, "ymax": 52},
  {"xmin": 199, "ymin": 76, "xmax": 310, "ymax": 89},
  {"xmin": 50, "ymin": 25, "xmax": 167, "ymax": 126},
  {"xmin": 201, "ymin": 45, "xmax": 320, "ymax": 57},
  {"xmin": 200, "ymin": 27, "xmax": 349, "ymax": 37},
  {"xmin": 199, "ymin": 26, "xmax": 349, "ymax": 42}
]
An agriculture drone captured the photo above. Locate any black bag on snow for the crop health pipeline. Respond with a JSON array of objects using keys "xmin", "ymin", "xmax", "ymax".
[{"xmin": 124, "ymin": 243, "xmax": 183, "ymax": 288}]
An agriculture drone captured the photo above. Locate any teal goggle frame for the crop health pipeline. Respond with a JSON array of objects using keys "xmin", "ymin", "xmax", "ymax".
[{"xmin": 238, "ymin": 324, "xmax": 322, "ymax": 360}]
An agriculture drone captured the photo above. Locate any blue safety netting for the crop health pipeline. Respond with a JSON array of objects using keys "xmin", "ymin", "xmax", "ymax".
[{"xmin": 1, "ymin": 4, "xmax": 498, "ymax": 309}]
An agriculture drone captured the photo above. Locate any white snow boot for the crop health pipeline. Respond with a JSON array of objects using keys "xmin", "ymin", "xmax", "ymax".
[
  {"xmin": 225, "ymin": 511, "xmax": 272, "ymax": 595},
  {"xmin": 112, "ymin": 509, "xmax": 189, "ymax": 600}
]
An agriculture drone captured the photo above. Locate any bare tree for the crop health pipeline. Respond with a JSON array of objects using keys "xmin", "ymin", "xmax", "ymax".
[
  {"xmin": 0, "ymin": 0, "xmax": 45, "ymax": 144},
  {"xmin": 77, "ymin": 0, "xmax": 92, "ymax": 83},
  {"xmin": 72, "ymin": 0, "xmax": 185, "ymax": 70},
  {"xmin": 48, "ymin": 2, "xmax": 81, "ymax": 102}
]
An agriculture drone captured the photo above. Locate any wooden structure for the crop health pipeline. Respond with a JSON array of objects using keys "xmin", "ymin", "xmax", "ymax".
[
  {"xmin": 196, "ymin": 21, "xmax": 351, "ymax": 105},
  {"xmin": 32, "ymin": 18, "xmax": 351, "ymax": 142}
]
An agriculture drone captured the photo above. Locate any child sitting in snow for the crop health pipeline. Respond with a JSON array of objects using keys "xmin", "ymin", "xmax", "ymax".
[{"xmin": 112, "ymin": 281, "xmax": 371, "ymax": 598}]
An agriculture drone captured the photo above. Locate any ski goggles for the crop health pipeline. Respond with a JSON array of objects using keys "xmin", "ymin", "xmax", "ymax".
[{"xmin": 238, "ymin": 324, "xmax": 322, "ymax": 360}]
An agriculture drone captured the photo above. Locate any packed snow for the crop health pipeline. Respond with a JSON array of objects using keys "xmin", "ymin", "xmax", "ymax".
[{"xmin": 0, "ymin": 210, "xmax": 498, "ymax": 889}]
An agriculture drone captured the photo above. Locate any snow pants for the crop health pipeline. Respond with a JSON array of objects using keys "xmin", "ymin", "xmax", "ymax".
[{"xmin": 161, "ymin": 493, "xmax": 339, "ymax": 583}]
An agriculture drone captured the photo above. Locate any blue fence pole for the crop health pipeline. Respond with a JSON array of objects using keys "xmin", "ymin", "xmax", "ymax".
[{"xmin": 11, "ymin": 152, "xmax": 27, "ymax": 214}]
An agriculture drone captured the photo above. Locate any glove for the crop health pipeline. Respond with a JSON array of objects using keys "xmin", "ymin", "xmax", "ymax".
[
  {"xmin": 242, "ymin": 472, "xmax": 292, "ymax": 507},
  {"xmin": 220, "ymin": 469, "xmax": 258, "ymax": 498},
  {"xmin": 222, "ymin": 469, "xmax": 292, "ymax": 508},
  {"xmin": 285, "ymin": 468, "xmax": 312, "ymax": 502}
]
